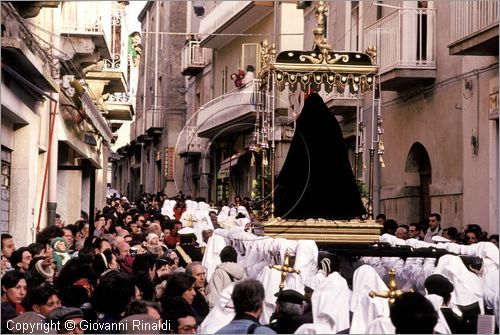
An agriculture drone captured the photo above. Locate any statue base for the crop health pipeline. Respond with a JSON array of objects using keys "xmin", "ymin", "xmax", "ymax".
[{"xmin": 258, "ymin": 218, "xmax": 382, "ymax": 245}]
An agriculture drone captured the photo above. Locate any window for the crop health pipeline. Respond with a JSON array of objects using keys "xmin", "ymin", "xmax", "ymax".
[
  {"xmin": 376, "ymin": 1, "xmax": 383, "ymax": 20},
  {"xmin": 1, "ymin": 159, "xmax": 10, "ymax": 189},
  {"xmin": 241, "ymin": 43, "xmax": 261, "ymax": 74},
  {"xmin": 1, "ymin": 147, "xmax": 11, "ymax": 233},
  {"xmin": 350, "ymin": 1, "xmax": 360, "ymax": 51}
]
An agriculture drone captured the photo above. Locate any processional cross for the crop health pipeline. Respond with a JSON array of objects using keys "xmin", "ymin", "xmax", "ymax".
[
  {"xmin": 269, "ymin": 250, "xmax": 301, "ymax": 291},
  {"xmin": 368, "ymin": 268, "xmax": 413, "ymax": 305}
]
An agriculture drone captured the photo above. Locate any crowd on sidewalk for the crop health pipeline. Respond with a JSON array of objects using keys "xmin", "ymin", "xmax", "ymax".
[{"xmin": 1, "ymin": 192, "xmax": 498, "ymax": 334}]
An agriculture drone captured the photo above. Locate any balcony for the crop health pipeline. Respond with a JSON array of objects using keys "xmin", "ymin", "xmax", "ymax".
[
  {"xmin": 448, "ymin": 1, "xmax": 499, "ymax": 56},
  {"xmin": 181, "ymin": 41, "xmax": 208, "ymax": 76},
  {"xmin": 109, "ymin": 121, "xmax": 123, "ymax": 133},
  {"xmin": 322, "ymin": 87, "xmax": 358, "ymax": 115},
  {"xmin": 108, "ymin": 150, "xmax": 121, "ymax": 162},
  {"xmin": 1, "ymin": 4, "xmax": 58, "ymax": 94},
  {"xmin": 129, "ymin": 120, "xmax": 137, "ymax": 142},
  {"xmin": 177, "ymin": 126, "xmax": 207, "ymax": 157},
  {"xmin": 60, "ymin": 1, "xmax": 112, "ymax": 59},
  {"xmin": 198, "ymin": 1, "xmax": 274, "ymax": 49},
  {"xmin": 105, "ymin": 93, "xmax": 134, "ymax": 121},
  {"xmin": 196, "ymin": 81, "xmax": 258, "ymax": 138},
  {"xmin": 134, "ymin": 112, "xmax": 152, "ymax": 143},
  {"xmin": 144, "ymin": 107, "xmax": 164, "ymax": 136},
  {"xmin": 364, "ymin": 8, "xmax": 436, "ymax": 91}
]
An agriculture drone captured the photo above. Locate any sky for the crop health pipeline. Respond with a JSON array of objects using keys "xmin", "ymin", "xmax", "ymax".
[{"xmin": 127, "ymin": 1, "xmax": 147, "ymax": 33}]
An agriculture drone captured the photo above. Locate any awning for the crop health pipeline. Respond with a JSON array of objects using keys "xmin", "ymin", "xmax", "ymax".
[
  {"xmin": 70, "ymin": 80, "xmax": 113, "ymax": 145},
  {"xmin": 219, "ymin": 153, "xmax": 240, "ymax": 172}
]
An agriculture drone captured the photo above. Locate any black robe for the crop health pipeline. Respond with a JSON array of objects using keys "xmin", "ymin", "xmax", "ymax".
[{"xmin": 274, "ymin": 93, "xmax": 366, "ymax": 219}]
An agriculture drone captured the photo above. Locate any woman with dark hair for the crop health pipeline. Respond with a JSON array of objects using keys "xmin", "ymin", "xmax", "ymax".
[
  {"xmin": 160, "ymin": 272, "xmax": 196, "ymax": 320},
  {"xmin": 1, "ymin": 271, "xmax": 27, "ymax": 326},
  {"xmin": 92, "ymin": 249, "xmax": 118, "ymax": 276},
  {"xmin": 92, "ymin": 271, "xmax": 135, "ymax": 333},
  {"xmin": 56, "ymin": 257, "xmax": 98, "ymax": 308}
]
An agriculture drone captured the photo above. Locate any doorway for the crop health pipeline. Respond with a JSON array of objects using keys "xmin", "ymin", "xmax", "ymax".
[{"xmin": 405, "ymin": 142, "xmax": 432, "ymax": 220}]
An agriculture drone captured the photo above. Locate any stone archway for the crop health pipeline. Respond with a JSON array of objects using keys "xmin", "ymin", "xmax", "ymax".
[{"xmin": 405, "ymin": 142, "xmax": 432, "ymax": 220}]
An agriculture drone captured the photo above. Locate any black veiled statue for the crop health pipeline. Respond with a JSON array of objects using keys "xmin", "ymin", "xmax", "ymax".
[{"xmin": 274, "ymin": 93, "xmax": 366, "ymax": 220}]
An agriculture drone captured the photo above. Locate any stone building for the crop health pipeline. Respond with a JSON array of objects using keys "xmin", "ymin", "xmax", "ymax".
[{"xmin": 1, "ymin": 1, "xmax": 134, "ymax": 245}]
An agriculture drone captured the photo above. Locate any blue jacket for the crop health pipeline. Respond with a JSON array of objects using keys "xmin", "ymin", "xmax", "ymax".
[{"xmin": 215, "ymin": 315, "xmax": 275, "ymax": 334}]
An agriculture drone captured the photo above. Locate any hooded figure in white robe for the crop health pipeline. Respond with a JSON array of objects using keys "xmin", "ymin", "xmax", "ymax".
[
  {"xmin": 257, "ymin": 239, "xmax": 298, "ymax": 324},
  {"xmin": 364, "ymin": 294, "xmax": 452, "ymax": 334},
  {"xmin": 217, "ymin": 206, "xmax": 230, "ymax": 226},
  {"xmin": 199, "ymin": 283, "xmax": 236, "ymax": 334},
  {"xmin": 308, "ymin": 272, "xmax": 351, "ymax": 333},
  {"xmin": 350, "ymin": 265, "xmax": 390, "ymax": 334},
  {"xmin": 161, "ymin": 199, "xmax": 176, "ymax": 219},
  {"xmin": 180, "ymin": 200, "xmax": 197, "ymax": 228},
  {"xmin": 202, "ymin": 233, "xmax": 227, "ymax": 281},
  {"xmin": 470, "ymin": 242, "xmax": 499, "ymax": 313},
  {"xmin": 433, "ymin": 254, "xmax": 484, "ymax": 313}
]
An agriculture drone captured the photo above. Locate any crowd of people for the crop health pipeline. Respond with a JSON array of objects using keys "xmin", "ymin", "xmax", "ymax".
[
  {"xmin": 375, "ymin": 213, "xmax": 499, "ymax": 248},
  {"xmin": 0, "ymin": 192, "xmax": 498, "ymax": 334}
]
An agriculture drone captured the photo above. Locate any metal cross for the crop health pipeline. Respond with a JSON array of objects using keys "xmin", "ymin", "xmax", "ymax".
[
  {"xmin": 368, "ymin": 268, "xmax": 413, "ymax": 305},
  {"xmin": 269, "ymin": 250, "xmax": 301, "ymax": 291}
]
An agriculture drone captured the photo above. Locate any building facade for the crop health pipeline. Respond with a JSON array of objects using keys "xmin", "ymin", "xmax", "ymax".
[
  {"xmin": 109, "ymin": 1, "xmax": 498, "ymax": 233},
  {"xmin": 1, "ymin": 1, "xmax": 134, "ymax": 246},
  {"xmin": 112, "ymin": 1, "xmax": 187, "ymax": 201},
  {"xmin": 182, "ymin": 1, "xmax": 304, "ymax": 205},
  {"xmin": 182, "ymin": 0, "xmax": 498, "ymax": 232},
  {"xmin": 301, "ymin": 0, "xmax": 498, "ymax": 232}
]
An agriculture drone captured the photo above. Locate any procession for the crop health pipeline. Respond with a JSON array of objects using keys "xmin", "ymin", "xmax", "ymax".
[
  {"xmin": 1, "ymin": 193, "xmax": 499, "ymax": 334},
  {"xmin": 1, "ymin": 0, "xmax": 499, "ymax": 334}
]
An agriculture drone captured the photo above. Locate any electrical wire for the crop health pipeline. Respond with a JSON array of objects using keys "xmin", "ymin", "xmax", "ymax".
[
  {"xmin": 381, "ymin": 62, "xmax": 498, "ymax": 108},
  {"xmin": 21, "ymin": 17, "xmax": 103, "ymax": 102},
  {"xmin": 2, "ymin": 3, "xmax": 56, "ymax": 70}
]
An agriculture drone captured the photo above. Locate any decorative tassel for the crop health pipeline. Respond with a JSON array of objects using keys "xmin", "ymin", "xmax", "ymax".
[
  {"xmin": 262, "ymin": 155, "xmax": 268, "ymax": 167},
  {"xmin": 379, "ymin": 155, "xmax": 385, "ymax": 168},
  {"xmin": 250, "ymin": 153, "xmax": 255, "ymax": 167}
]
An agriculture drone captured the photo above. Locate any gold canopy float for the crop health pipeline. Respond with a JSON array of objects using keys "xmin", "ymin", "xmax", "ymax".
[
  {"xmin": 259, "ymin": 1, "xmax": 378, "ymax": 95},
  {"xmin": 256, "ymin": 1, "xmax": 382, "ymax": 245}
]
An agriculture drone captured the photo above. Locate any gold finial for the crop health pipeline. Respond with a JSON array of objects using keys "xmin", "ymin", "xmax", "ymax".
[
  {"xmin": 260, "ymin": 39, "xmax": 276, "ymax": 70},
  {"xmin": 269, "ymin": 250, "xmax": 301, "ymax": 290},
  {"xmin": 365, "ymin": 46, "xmax": 378, "ymax": 65},
  {"xmin": 368, "ymin": 268, "xmax": 413, "ymax": 305},
  {"xmin": 313, "ymin": 1, "xmax": 330, "ymax": 52}
]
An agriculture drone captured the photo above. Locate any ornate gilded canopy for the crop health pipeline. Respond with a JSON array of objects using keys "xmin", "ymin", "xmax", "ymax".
[{"xmin": 259, "ymin": 1, "xmax": 378, "ymax": 94}]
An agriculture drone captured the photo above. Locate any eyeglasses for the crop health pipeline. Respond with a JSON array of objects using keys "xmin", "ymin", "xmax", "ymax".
[{"xmin": 178, "ymin": 324, "xmax": 199, "ymax": 331}]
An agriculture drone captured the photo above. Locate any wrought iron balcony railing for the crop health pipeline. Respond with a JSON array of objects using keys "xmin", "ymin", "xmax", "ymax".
[
  {"xmin": 364, "ymin": 8, "xmax": 436, "ymax": 74},
  {"xmin": 177, "ymin": 126, "xmax": 206, "ymax": 157},
  {"xmin": 60, "ymin": 1, "xmax": 112, "ymax": 58},
  {"xmin": 450, "ymin": 1, "xmax": 499, "ymax": 43}
]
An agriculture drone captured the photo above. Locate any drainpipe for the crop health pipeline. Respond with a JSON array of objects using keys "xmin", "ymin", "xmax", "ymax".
[
  {"xmin": 154, "ymin": 2, "xmax": 160, "ymax": 193},
  {"xmin": 36, "ymin": 93, "xmax": 58, "ymax": 233},
  {"xmin": 154, "ymin": 2, "xmax": 159, "ymax": 108},
  {"xmin": 47, "ymin": 92, "xmax": 59, "ymax": 227}
]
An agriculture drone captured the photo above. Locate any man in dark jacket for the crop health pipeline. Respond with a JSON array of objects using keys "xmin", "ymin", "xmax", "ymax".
[
  {"xmin": 185, "ymin": 261, "xmax": 209, "ymax": 324},
  {"xmin": 268, "ymin": 289, "xmax": 305, "ymax": 334}
]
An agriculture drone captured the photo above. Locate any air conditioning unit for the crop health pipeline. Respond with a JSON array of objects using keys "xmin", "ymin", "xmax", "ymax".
[
  {"xmin": 296, "ymin": 1, "xmax": 312, "ymax": 9},
  {"xmin": 181, "ymin": 41, "xmax": 208, "ymax": 76}
]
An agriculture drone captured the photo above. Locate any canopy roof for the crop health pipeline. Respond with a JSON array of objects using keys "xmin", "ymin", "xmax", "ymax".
[{"xmin": 258, "ymin": 1, "xmax": 378, "ymax": 94}]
